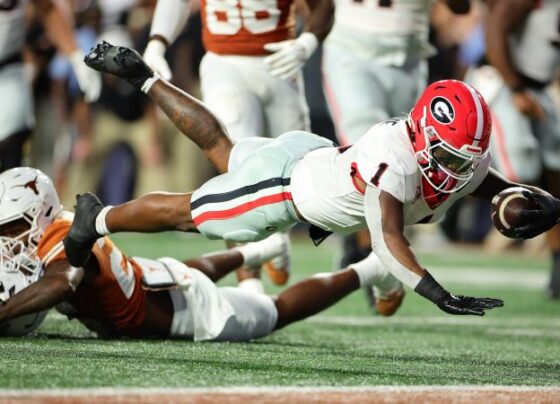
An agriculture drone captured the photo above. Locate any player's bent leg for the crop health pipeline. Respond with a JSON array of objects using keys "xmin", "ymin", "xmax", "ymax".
[{"xmin": 84, "ymin": 42, "xmax": 234, "ymax": 174}]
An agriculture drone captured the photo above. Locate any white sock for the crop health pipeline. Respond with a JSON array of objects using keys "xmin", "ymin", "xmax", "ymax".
[
  {"xmin": 238, "ymin": 278, "xmax": 265, "ymax": 295},
  {"xmin": 349, "ymin": 253, "xmax": 384, "ymax": 287},
  {"xmin": 234, "ymin": 233, "xmax": 287, "ymax": 267},
  {"xmin": 95, "ymin": 206, "xmax": 113, "ymax": 236}
]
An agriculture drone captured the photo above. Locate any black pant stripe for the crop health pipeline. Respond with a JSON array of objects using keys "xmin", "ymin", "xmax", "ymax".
[{"xmin": 190, "ymin": 177, "xmax": 291, "ymax": 210}]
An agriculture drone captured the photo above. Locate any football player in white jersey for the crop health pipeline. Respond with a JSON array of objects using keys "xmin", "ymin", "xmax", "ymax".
[
  {"xmin": 322, "ymin": 0, "xmax": 472, "ymax": 308},
  {"xmin": 64, "ymin": 43, "xmax": 560, "ymax": 316},
  {"xmin": 0, "ymin": 167, "xmax": 402, "ymax": 339},
  {"xmin": 0, "ymin": 0, "xmax": 101, "ymax": 172},
  {"xmin": 466, "ymin": 0, "xmax": 560, "ymax": 298}
]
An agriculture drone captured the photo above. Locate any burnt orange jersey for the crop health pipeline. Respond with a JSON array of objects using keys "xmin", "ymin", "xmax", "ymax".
[
  {"xmin": 200, "ymin": 0, "xmax": 296, "ymax": 55},
  {"xmin": 36, "ymin": 213, "xmax": 147, "ymax": 336}
]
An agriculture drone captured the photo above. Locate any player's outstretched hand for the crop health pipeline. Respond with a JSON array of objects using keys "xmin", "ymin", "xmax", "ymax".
[
  {"xmin": 85, "ymin": 41, "xmax": 156, "ymax": 91},
  {"xmin": 436, "ymin": 294, "xmax": 504, "ymax": 316},
  {"xmin": 513, "ymin": 191, "xmax": 560, "ymax": 239},
  {"xmin": 415, "ymin": 272, "xmax": 503, "ymax": 316}
]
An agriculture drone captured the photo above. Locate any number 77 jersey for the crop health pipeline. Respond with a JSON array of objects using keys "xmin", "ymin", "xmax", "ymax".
[{"xmin": 201, "ymin": 0, "xmax": 295, "ymax": 55}]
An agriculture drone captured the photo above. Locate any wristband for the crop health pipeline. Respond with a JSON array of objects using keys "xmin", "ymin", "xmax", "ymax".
[{"xmin": 414, "ymin": 272, "xmax": 449, "ymax": 304}]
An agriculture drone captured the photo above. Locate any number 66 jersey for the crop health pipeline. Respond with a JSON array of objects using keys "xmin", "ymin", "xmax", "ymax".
[{"xmin": 201, "ymin": 0, "xmax": 294, "ymax": 55}]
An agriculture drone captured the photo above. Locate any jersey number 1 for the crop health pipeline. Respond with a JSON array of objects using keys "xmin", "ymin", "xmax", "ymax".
[{"xmin": 371, "ymin": 163, "xmax": 388, "ymax": 186}]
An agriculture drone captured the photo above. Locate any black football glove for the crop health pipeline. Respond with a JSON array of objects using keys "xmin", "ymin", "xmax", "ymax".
[
  {"xmin": 84, "ymin": 41, "xmax": 155, "ymax": 90},
  {"xmin": 512, "ymin": 191, "xmax": 560, "ymax": 239},
  {"xmin": 414, "ymin": 273, "xmax": 504, "ymax": 316}
]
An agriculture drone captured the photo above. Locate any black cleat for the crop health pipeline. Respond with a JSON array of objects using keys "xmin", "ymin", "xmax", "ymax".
[
  {"xmin": 63, "ymin": 193, "xmax": 105, "ymax": 267},
  {"xmin": 84, "ymin": 41, "xmax": 155, "ymax": 89}
]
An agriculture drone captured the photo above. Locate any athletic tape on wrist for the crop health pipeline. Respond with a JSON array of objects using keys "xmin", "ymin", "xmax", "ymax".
[
  {"xmin": 95, "ymin": 206, "xmax": 114, "ymax": 236},
  {"xmin": 141, "ymin": 73, "xmax": 160, "ymax": 94}
]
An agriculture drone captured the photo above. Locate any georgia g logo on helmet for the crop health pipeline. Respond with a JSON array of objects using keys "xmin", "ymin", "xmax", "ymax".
[{"xmin": 430, "ymin": 97, "xmax": 455, "ymax": 124}]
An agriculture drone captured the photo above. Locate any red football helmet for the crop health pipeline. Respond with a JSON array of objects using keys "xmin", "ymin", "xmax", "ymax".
[{"xmin": 408, "ymin": 80, "xmax": 492, "ymax": 193}]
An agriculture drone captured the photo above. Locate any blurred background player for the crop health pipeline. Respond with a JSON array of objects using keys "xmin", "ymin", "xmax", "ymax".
[
  {"xmin": 0, "ymin": 167, "xmax": 404, "ymax": 339},
  {"xmin": 321, "ymin": 0, "xmax": 471, "ymax": 310},
  {"xmin": 0, "ymin": 0, "xmax": 101, "ymax": 172},
  {"xmin": 466, "ymin": 0, "xmax": 560, "ymax": 298},
  {"xmin": 141, "ymin": 0, "xmax": 335, "ymax": 294}
]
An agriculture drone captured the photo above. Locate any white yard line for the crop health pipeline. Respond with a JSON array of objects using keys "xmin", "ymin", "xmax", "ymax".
[
  {"xmin": 308, "ymin": 315, "xmax": 560, "ymax": 328},
  {"xmin": 0, "ymin": 385, "xmax": 559, "ymax": 397}
]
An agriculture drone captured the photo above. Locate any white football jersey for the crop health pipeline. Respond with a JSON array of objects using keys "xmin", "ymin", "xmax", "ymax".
[
  {"xmin": 325, "ymin": 0, "xmax": 436, "ymax": 65},
  {"xmin": 510, "ymin": 0, "xmax": 560, "ymax": 84},
  {"xmin": 291, "ymin": 119, "xmax": 491, "ymax": 233},
  {"xmin": 0, "ymin": 0, "xmax": 28, "ymax": 62}
]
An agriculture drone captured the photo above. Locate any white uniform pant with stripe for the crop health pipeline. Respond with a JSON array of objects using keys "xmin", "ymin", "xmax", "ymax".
[{"xmin": 191, "ymin": 131, "xmax": 334, "ymax": 242}]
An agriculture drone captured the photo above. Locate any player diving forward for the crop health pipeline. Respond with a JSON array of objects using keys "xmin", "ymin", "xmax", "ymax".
[
  {"xmin": 0, "ymin": 167, "xmax": 403, "ymax": 339},
  {"xmin": 66, "ymin": 43, "xmax": 560, "ymax": 315}
]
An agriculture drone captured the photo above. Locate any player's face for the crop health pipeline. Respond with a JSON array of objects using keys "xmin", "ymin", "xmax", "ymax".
[
  {"xmin": 0, "ymin": 219, "xmax": 31, "ymax": 251},
  {"xmin": 431, "ymin": 144, "xmax": 477, "ymax": 177}
]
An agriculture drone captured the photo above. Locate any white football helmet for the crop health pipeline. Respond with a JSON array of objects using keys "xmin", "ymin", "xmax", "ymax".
[
  {"xmin": 0, "ymin": 167, "xmax": 62, "ymax": 336},
  {"xmin": 0, "ymin": 167, "xmax": 62, "ymax": 255}
]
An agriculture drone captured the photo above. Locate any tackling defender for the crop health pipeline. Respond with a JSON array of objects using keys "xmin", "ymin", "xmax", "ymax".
[
  {"xmin": 0, "ymin": 167, "xmax": 404, "ymax": 339},
  {"xmin": 66, "ymin": 43, "xmax": 560, "ymax": 316}
]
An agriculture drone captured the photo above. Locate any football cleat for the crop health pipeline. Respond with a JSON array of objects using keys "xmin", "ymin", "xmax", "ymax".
[
  {"xmin": 263, "ymin": 232, "xmax": 291, "ymax": 286},
  {"xmin": 63, "ymin": 193, "xmax": 104, "ymax": 267},
  {"xmin": 375, "ymin": 288, "xmax": 405, "ymax": 317},
  {"xmin": 84, "ymin": 41, "xmax": 155, "ymax": 90}
]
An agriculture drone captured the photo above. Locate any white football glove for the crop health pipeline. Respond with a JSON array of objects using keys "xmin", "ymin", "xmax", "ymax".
[
  {"xmin": 263, "ymin": 32, "xmax": 318, "ymax": 80},
  {"xmin": 143, "ymin": 39, "xmax": 172, "ymax": 81},
  {"xmin": 69, "ymin": 50, "xmax": 102, "ymax": 102}
]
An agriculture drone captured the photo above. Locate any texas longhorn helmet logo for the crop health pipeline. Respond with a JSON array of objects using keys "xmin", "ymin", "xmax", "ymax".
[{"xmin": 430, "ymin": 97, "xmax": 455, "ymax": 124}]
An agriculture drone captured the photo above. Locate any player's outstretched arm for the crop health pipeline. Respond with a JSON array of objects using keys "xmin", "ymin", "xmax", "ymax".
[
  {"xmin": 84, "ymin": 42, "xmax": 233, "ymax": 173},
  {"xmin": 365, "ymin": 187, "xmax": 503, "ymax": 316},
  {"xmin": 472, "ymin": 168, "xmax": 560, "ymax": 239},
  {"xmin": 0, "ymin": 261, "xmax": 82, "ymax": 323}
]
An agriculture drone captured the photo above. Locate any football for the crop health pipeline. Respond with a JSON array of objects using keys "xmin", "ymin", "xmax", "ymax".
[{"xmin": 491, "ymin": 187, "xmax": 535, "ymax": 238}]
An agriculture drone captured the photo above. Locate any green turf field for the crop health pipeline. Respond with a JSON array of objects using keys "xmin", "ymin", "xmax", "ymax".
[{"xmin": 1, "ymin": 233, "xmax": 559, "ymax": 389}]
